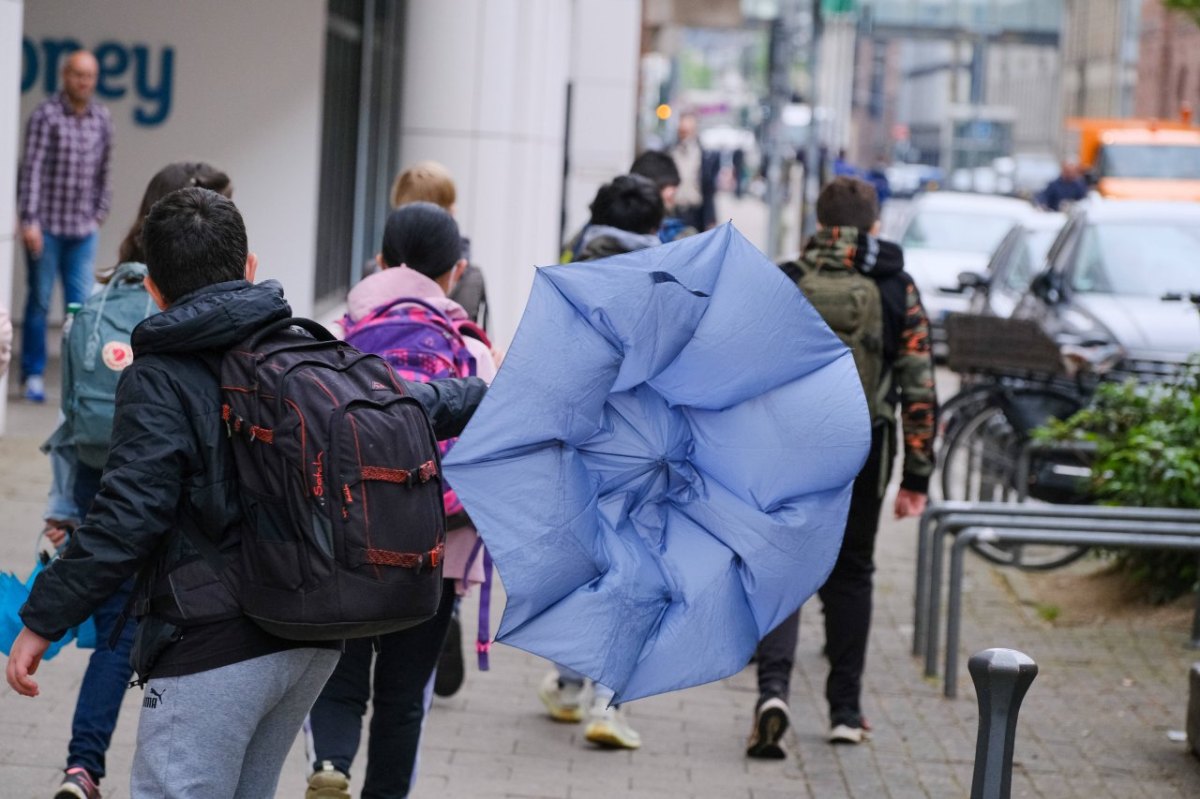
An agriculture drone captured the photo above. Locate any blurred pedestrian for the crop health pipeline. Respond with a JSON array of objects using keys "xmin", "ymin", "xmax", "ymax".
[
  {"xmin": 749, "ymin": 177, "xmax": 936, "ymax": 758},
  {"xmin": 308, "ymin": 203, "xmax": 497, "ymax": 799},
  {"xmin": 537, "ymin": 174, "xmax": 664, "ymax": 751},
  {"xmin": 391, "ymin": 160, "xmax": 490, "ymax": 331},
  {"xmin": 832, "ymin": 148, "xmax": 858, "ymax": 178},
  {"xmin": 864, "ymin": 157, "xmax": 892, "ymax": 206},
  {"xmin": 732, "ymin": 147, "xmax": 747, "ymax": 198},
  {"xmin": 40, "ymin": 162, "xmax": 233, "ymax": 799},
  {"xmin": 629, "ymin": 150, "xmax": 697, "ymax": 243},
  {"xmin": 17, "ymin": 50, "xmax": 113, "ymax": 404},
  {"xmin": 670, "ymin": 113, "xmax": 719, "ymax": 231},
  {"xmin": 1039, "ymin": 162, "xmax": 1087, "ymax": 211}
]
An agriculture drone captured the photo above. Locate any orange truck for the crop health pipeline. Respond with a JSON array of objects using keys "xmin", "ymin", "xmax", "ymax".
[{"xmin": 1067, "ymin": 116, "xmax": 1200, "ymax": 201}]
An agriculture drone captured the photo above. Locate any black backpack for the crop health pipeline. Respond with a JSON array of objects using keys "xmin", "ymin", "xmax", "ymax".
[{"xmin": 208, "ymin": 318, "xmax": 446, "ymax": 640}]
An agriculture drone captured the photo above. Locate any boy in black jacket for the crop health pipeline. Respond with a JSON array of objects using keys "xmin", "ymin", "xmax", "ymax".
[{"xmin": 6, "ymin": 188, "xmax": 486, "ymax": 797}]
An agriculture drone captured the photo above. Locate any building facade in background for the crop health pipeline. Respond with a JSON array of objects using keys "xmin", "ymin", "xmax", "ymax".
[
  {"xmin": 1135, "ymin": 0, "xmax": 1200, "ymax": 119},
  {"xmin": 1061, "ymin": 0, "xmax": 1142, "ymax": 119},
  {"xmin": 10, "ymin": 0, "xmax": 643, "ymax": 363},
  {"xmin": 863, "ymin": 1, "xmax": 1060, "ymax": 170}
]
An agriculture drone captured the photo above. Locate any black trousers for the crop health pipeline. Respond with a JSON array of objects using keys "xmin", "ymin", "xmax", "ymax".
[
  {"xmin": 755, "ymin": 425, "xmax": 888, "ymax": 725},
  {"xmin": 308, "ymin": 579, "xmax": 457, "ymax": 798}
]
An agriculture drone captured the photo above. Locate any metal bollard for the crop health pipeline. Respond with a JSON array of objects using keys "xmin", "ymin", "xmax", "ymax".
[{"xmin": 969, "ymin": 648, "xmax": 1038, "ymax": 799}]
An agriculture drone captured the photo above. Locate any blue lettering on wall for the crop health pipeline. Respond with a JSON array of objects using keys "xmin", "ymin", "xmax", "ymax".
[{"xmin": 20, "ymin": 37, "xmax": 175, "ymax": 128}]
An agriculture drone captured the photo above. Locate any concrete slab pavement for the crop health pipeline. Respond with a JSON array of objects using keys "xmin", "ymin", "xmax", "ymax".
[{"xmin": 2, "ymin": 342, "xmax": 1199, "ymax": 798}]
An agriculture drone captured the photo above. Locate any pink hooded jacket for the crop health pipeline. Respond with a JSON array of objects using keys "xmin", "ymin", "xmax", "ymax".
[{"xmin": 343, "ymin": 265, "xmax": 497, "ymax": 594}]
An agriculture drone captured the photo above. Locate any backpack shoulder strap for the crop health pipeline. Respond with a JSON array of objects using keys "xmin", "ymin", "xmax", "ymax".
[
  {"xmin": 454, "ymin": 319, "xmax": 491, "ymax": 348},
  {"xmin": 778, "ymin": 260, "xmax": 806, "ymax": 284}
]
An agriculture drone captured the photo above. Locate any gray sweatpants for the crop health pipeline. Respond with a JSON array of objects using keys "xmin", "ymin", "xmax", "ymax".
[{"xmin": 131, "ymin": 647, "xmax": 340, "ymax": 798}]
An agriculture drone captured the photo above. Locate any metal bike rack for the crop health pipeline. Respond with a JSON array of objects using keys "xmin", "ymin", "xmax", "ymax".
[
  {"xmin": 914, "ymin": 503, "xmax": 1200, "ymax": 688},
  {"xmin": 944, "ymin": 526, "xmax": 1200, "ymax": 698},
  {"xmin": 913, "ymin": 503, "xmax": 1200, "ymax": 665}
]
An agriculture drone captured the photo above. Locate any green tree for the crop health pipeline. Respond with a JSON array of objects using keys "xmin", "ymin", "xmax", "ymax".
[
  {"xmin": 1165, "ymin": 0, "xmax": 1200, "ymax": 25},
  {"xmin": 1038, "ymin": 360, "xmax": 1200, "ymax": 602}
]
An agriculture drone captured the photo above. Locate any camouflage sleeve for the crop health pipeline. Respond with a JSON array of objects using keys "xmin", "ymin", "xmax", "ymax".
[{"xmin": 894, "ymin": 278, "xmax": 937, "ymax": 493}]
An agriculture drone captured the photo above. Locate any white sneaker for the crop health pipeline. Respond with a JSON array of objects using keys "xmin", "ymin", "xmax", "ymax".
[
  {"xmin": 538, "ymin": 671, "xmax": 587, "ymax": 723},
  {"xmin": 23, "ymin": 375, "xmax": 46, "ymax": 403},
  {"xmin": 828, "ymin": 722, "xmax": 870, "ymax": 744},
  {"xmin": 584, "ymin": 700, "xmax": 642, "ymax": 750}
]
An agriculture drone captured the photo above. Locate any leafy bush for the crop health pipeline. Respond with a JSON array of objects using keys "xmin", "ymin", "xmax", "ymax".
[{"xmin": 1036, "ymin": 359, "xmax": 1200, "ymax": 602}]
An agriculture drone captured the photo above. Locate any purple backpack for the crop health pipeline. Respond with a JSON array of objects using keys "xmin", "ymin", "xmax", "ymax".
[
  {"xmin": 342, "ymin": 297, "xmax": 487, "ymax": 519},
  {"xmin": 342, "ymin": 297, "xmax": 496, "ymax": 668}
]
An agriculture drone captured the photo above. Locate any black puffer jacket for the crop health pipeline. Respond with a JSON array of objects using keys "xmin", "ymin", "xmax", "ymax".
[{"xmin": 21, "ymin": 279, "xmax": 487, "ymax": 663}]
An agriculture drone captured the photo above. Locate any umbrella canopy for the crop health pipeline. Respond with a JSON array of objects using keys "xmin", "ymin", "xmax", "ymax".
[{"xmin": 444, "ymin": 223, "xmax": 871, "ymax": 702}]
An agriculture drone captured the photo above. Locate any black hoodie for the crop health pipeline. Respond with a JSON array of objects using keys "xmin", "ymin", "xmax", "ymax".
[{"xmin": 22, "ymin": 280, "xmax": 486, "ymax": 679}]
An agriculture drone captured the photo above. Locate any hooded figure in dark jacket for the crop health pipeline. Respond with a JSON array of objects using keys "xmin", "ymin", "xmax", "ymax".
[{"xmin": 6, "ymin": 188, "xmax": 486, "ymax": 797}]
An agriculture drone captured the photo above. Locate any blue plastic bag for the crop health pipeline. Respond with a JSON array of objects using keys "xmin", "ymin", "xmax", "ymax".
[{"xmin": 0, "ymin": 558, "xmax": 96, "ymax": 658}]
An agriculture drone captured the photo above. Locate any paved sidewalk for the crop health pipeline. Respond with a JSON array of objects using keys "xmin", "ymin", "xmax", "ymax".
[{"xmin": 2, "ymin": 370, "xmax": 1199, "ymax": 798}]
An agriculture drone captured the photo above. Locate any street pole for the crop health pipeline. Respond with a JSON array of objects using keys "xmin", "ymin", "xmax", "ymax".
[
  {"xmin": 765, "ymin": 0, "xmax": 803, "ymax": 259},
  {"xmin": 799, "ymin": 0, "xmax": 823, "ymax": 243}
]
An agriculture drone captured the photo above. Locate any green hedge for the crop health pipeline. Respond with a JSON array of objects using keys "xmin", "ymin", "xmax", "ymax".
[{"xmin": 1037, "ymin": 359, "xmax": 1200, "ymax": 602}]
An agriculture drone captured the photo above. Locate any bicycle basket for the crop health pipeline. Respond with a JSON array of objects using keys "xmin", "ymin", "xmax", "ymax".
[{"xmin": 945, "ymin": 314, "xmax": 1065, "ymax": 377}]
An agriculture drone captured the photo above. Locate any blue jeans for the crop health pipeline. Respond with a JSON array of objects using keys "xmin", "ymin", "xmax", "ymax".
[
  {"xmin": 66, "ymin": 463, "xmax": 137, "ymax": 783},
  {"xmin": 21, "ymin": 230, "xmax": 97, "ymax": 380}
]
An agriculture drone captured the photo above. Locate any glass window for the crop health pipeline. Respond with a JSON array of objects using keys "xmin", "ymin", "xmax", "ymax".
[
  {"xmin": 1070, "ymin": 222, "xmax": 1200, "ymax": 295},
  {"xmin": 1099, "ymin": 144, "xmax": 1200, "ymax": 180},
  {"xmin": 1005, "ymin": 228, "xmax": 1060, "ymax": 292}
]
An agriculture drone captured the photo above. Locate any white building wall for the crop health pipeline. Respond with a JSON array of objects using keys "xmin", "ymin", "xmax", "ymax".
[
  {"xmin": 15, "ymin": 0, "xmax": 327, "ymax": 321},
  {"xmin": 8, "ymin": 0, "xmax": 643, "ymax": 375},
  {"xmin": 563, "ymin": 0, "xmax": 643, "ymax": 255},
  {"xmin": 398, "ymin": 0, "xmax": 642, "ymax": 347},
  {"xmin": 1, "ymin": 0, "xmax": 25, "ymax": 435}
]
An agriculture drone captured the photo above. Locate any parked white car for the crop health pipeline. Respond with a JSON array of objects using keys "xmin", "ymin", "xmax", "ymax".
[{"xmin": 897, "ymin": 192, "xmax": 1035, "ymax": 355}]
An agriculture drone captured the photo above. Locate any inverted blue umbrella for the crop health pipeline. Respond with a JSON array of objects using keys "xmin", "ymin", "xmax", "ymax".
[{"xmin": 444, "ymin": 223, "xmax": 871, "ymax": 702}]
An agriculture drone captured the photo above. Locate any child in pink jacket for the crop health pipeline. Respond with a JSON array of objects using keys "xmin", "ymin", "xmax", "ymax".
[{"xmin": 307, "ymin": 202, "xmax": 497, "ymax": 799}]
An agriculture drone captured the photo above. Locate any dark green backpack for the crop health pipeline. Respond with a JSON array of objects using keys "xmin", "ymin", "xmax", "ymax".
[
  {"xmin": 62, "ymin": 263, "xmax": 157, "ymax": 469},
  {"xmin": 789, "ymin": 259, "xmax": 887, "ymax": 421}
]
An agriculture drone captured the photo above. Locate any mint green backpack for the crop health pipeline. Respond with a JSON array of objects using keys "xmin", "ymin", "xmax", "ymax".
[{"xmin": 62, "ymin": 263, "xmax": 157, "ymax": 469}]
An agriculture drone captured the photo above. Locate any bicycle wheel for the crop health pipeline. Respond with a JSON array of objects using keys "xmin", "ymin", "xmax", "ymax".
[
  {"xmin": 939, "ymin": 400, "xmax": 1089, "ymax": 570},
  {"xmin": 930, "ymin": 384, "xmax": 996, "ymax": 502},
  {"xmin": 940, "ymin": 402, "xmax": 1021, "ymax": 504}
]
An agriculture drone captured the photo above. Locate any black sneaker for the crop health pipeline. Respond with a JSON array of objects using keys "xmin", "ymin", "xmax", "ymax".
[
  {"xmin": 56, "ymin": 767, "xmax": 101, "ymax": 799},
  {"xmin": 434, "ymin": 616, "xmax": 465, "ymax": 697},
  {"xmin": 746, "ymin": 696, "xmax": 790, "ymax": 759}
]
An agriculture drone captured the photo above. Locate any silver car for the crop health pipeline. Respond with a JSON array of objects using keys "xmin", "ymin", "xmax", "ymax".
[
  {"xmin": 1013, "ymin": 199, "xmax": 1200, "ymax": 376},
  {"xmin": 959, "ymin": 212, "xmax": 1067, "ymax": 319}
]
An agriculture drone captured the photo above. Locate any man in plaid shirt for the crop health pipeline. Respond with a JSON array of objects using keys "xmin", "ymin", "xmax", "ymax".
[{"xmin": 17, "ymin": 50, "xmax": 113, "ymax": 403}]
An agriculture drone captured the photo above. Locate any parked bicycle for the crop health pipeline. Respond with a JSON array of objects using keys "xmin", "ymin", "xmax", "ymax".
[{"xmin": 934, "ymin": 315, "xmax": 1115, "ymax": 569}]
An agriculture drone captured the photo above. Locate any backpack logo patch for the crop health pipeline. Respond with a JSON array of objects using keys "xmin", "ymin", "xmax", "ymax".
[{"xmin": 101, "ymin": 341, "xmax": 134, "ymax": 371}]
